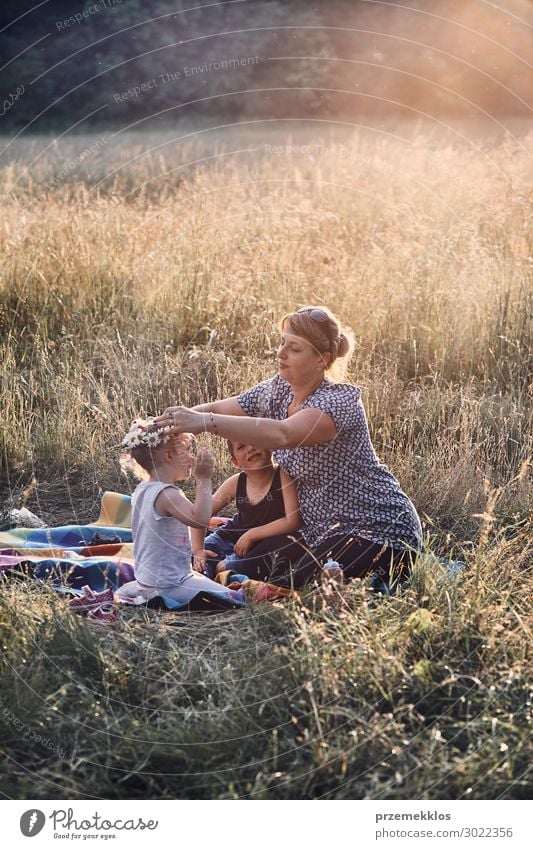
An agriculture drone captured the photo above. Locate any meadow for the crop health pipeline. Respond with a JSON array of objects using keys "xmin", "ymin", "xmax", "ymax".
[{"xmin": 0, "ymin": 127, "xmax": 531, "ymax": 799}]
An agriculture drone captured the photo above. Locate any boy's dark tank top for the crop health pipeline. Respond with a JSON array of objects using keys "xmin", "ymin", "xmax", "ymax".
[{"xmin": 216, "ymin": 467, "xmax": 285, "ymax": 542}]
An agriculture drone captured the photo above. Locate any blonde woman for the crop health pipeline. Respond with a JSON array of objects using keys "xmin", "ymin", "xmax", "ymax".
[{"xmin": 155, "ymin": 306, "xmax": 422, "ymax": 589}]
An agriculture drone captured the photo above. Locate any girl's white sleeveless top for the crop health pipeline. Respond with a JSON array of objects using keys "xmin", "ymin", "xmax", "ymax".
[{"xmin": 131, "ymin": 481, "xmax": 193, "ymax": 587}]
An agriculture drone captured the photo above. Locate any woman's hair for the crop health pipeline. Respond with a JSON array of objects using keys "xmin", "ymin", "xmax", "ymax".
[{"xmin": 281, "ymin": 305, "xmax": 355, "ymax": 381}]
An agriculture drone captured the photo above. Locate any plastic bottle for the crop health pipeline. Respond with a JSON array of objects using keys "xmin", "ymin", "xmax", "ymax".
[{"xmin": 322, "ymin": 558, "xmax": 344, "ymax": 593}]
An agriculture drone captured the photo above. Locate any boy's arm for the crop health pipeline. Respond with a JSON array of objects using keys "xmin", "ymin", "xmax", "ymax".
[
  {"xmin": 190, "ymin": 475, "xmax": 239, "ymax": 554},
  {"xmin": 212, "ymin": 474, "xmax": 239, "ymax": 515},
  {"xmin": 233, "ymin": 470, "xmax": 302, "ymax": 556}
]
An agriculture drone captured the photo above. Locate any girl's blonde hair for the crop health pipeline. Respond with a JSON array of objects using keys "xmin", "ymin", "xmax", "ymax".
[
  {"xmin": 281, "ymin": 305, "xmax": 355, "ymax": 381},
  {"xmin": 120, "ymin": 420, "xmax": 191, "ymax": 480}
]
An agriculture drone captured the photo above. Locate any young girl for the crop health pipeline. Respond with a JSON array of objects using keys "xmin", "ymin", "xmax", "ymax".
[{"xmin": 116, "ymin": 421, "xmax": 244, "ymax": 607}]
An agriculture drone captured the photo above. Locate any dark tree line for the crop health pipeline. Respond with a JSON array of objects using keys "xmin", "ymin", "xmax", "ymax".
[{"xmin": 1, "ymin": 0, "xmax": 529, "ymax": 133}]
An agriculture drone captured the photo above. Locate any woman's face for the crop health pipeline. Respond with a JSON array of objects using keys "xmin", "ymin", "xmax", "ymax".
[{"xmin": 277, "ymin": 327, "xmax": 326, "ymax": 385}]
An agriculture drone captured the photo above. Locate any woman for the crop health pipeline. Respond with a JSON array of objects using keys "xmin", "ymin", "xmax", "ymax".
[{"xmin": 154, "ymin": 306, "xmax": 422, "ymax": 589}]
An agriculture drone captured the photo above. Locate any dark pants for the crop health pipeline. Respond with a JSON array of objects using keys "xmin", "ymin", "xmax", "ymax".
[{"xmin": 231, "ymin": 532, "xmax": 417, "ymax": 590}]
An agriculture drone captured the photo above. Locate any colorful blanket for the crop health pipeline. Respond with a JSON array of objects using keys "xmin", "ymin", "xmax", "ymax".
[{"xmin": 0, "ymin": 492, "xmax": 246, "ymax": 611}]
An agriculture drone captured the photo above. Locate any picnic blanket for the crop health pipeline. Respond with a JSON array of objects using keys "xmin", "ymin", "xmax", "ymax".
[
  {"xmin": 0, "ymin": 492, "xmax": 236, "ymax": 610},
  {"xmin": 0, "ymin": 492, "xmax": 294, "ymax": 611}
]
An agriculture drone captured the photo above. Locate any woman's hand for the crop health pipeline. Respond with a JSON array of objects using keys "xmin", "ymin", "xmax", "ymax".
[
  {"xmin": 233, "ymin": 529, "xmax": 258, "ymax": 557},
  {"xmin": 154, "ymin": 406, "xmax": 205, "ymax": 434},
  {"xmin": 194, "ymin": 448, "xmax": 214, "ymax": 480}
]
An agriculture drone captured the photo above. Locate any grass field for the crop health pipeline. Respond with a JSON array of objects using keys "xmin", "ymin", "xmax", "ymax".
[{"xmin": 0, "ymin": 128, "xmax": 531, "ymax": 799}]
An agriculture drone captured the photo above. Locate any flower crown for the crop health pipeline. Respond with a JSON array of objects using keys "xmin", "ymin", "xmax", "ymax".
[{"xmin": 121, "ymin": 421, "xmax": 171, "ymax": 450}]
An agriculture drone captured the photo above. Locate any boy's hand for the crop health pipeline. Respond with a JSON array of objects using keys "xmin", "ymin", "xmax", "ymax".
[
  {"xmin": 234, "ymin": 529, "xmax": 258, "ymax": 557},
  {"xmin": 193, "ymin": 549, "xmax": 217, "ymax": 573},
  {"xmin": 194, "ymin": 448, "xmax": 214, "ymax": 480}
]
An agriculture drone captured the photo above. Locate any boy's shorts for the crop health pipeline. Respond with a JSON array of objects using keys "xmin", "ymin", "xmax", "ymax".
[{"xmin": 201, "ymin": 531, "xmax": 242, "ymax": 579}]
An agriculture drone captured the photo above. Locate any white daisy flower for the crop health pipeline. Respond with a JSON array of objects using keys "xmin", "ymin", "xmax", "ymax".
[
  {"xmin": 143, "ymin": 431, "xmax": 161, "ymax": 448},
  {"xmin": 127, "ymin": 432, "xmax": 143, "ymax": 448}
]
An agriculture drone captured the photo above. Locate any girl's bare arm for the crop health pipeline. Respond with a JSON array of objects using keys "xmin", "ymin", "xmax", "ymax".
[{"xmin": 190, "ymin": 475, "xmax": 239, "ymax": 554}]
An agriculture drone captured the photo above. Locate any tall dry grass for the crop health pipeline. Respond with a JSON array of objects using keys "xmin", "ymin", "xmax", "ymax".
[
  {"xmin": 0, "ymin": 129, "xmax": 531, "ymax": 798},
  {"xmin": 1, "ymin": 130, "xmax": 530, "ymax": 534}
]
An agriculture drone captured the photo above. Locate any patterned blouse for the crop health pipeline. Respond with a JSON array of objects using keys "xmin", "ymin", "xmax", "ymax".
[{"xmin": 238, "ymin": 376, "xmax": 422, "ymax": 551}]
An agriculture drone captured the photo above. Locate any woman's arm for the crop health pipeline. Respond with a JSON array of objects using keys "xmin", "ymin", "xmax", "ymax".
[
  {"xmin": 191, "ymin": 397, "xmax": 247, "ymax": 415},
  {"xmin": 155, "ymin": 406, "xmax": 336, "ymax": 449}
]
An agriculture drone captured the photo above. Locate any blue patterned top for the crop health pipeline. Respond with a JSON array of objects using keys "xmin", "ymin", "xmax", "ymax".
[{"xmin": 238, "ymin": 376, "xmax": 422, "ymax": 550}]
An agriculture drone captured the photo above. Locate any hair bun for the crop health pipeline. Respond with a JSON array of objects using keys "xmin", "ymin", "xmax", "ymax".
[{"xmin": 337, "ymin": 333, "xmax": 351, "ymax": 358}]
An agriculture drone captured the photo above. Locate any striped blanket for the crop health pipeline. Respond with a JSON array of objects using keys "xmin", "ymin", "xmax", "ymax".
[{"xmin": 0, "ymin": 492, "xmax": 242, "ymax": 610}]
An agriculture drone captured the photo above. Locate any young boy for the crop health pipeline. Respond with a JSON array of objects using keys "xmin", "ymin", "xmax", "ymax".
[{"xmin": 191, "ymin": 441, "xmax": 301, "ymax": 578}]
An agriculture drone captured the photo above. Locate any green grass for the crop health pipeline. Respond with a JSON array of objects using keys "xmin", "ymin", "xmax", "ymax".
[{"xmin": 0, "ymin": 542, "xmax": 530, "ymax": 799}]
